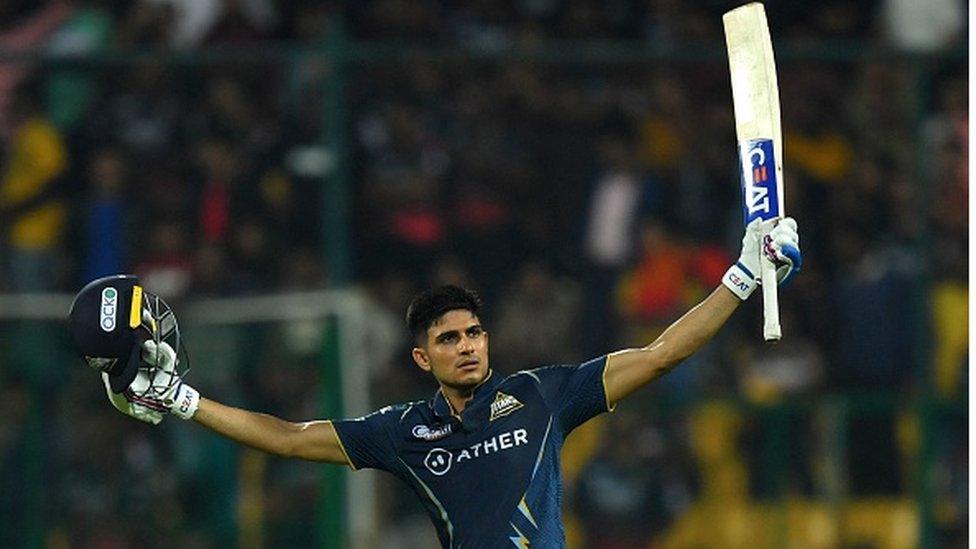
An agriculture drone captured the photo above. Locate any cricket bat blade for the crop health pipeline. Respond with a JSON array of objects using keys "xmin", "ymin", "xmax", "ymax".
[{"xmin": 723, "ymin": 2, "xmax": 785, "ymax": 342}]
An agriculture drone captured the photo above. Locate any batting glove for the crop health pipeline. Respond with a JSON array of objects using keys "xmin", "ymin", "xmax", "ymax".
[
  {"xmin": 102, "ymin": 369, "xmax": 167, "ymax": 425},
  {"xmin": 141, "ymin": 340, "xmax": 200, "ymax": 420},
  {"xmin": 723, "ymin": 217, "xmax": 802, "ymax": 300}
]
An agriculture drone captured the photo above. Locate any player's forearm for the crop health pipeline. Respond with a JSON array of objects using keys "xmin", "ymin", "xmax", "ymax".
[
  {"xmin": 192, "ymin": 397, "xmax": 347, "ymax": 464},
  {"xmin": 644, "ymin": 285, "xmax": 740, "ymax": 367},
  {"xmin": 193, "ymin": 398, "xmax": 305, "ymax": 455},
  {"xmin": 605, "ymin": 286, "xmax": 740, "ymax": 403}
]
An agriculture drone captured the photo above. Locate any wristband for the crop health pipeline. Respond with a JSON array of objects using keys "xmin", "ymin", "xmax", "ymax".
[
  {"xmin": 169, "ymin": 383, "xmax": 200, "ymax": 420},
  {"xmin": 722, "ymin": 261, "xmax": 758, "ymax": 301}
]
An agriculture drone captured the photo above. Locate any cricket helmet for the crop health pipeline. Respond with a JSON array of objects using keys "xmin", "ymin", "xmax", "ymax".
[{"xmin": 68, "ymin": 275, "xmax": 187, "ymax": 394}]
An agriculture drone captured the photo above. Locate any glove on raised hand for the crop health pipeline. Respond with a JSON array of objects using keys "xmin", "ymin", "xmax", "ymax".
[
  {"xmin": 722, "ymin": 217, "xmax": 801, "ymax": 300},
  {"xmin": 141, "ymin": 339, "xmax": 200, "ymax": 420},
  {"xmin": 103, "ymin": 340, "xmax": 199, "ymax": 423},
  {"xmin": 102, "ymin": 367, "xmax": 167, "ymax": 425}
]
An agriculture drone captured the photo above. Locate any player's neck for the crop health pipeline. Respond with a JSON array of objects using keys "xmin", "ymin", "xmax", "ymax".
[
  {"xmin": 442, "ymin": 387, "xmax": 474, "ymax": 416},
  {"xmin": 439, "ymin": 370, "xmax": 493, "ymax": 416}
]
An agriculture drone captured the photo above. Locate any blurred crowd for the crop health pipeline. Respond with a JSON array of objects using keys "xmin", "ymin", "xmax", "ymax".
[{"xmin": 0, "ymin": 1, "xmax": 967, "ymax": 548}]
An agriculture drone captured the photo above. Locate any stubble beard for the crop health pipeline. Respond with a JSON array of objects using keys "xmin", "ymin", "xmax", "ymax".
[{"xmin": 441, "ymin": 365, "xmax": 488, "ymax": 395}]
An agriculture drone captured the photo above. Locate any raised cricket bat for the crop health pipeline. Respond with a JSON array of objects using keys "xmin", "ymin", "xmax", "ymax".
[{"xmin": 723, "ymin": 2, "xmax": 784, "ymax": 341}]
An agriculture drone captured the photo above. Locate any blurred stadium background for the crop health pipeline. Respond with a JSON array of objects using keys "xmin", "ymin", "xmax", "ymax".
[{"xmin": 0, "ymin": 1, "xmax": 967, "ymax": 548}]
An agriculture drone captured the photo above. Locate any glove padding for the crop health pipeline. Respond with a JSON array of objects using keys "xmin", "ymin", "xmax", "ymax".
[
  {"xmin": 141, "ymin": 339, "xmax": 200, "ymax": 420},
  {"xmin": 723, "ymin": 217, "xmax": 802, "ymax": 300},
  {"xmin": 760, "ymin": 217, "xmax": 801, "ymax": 285},
  {"xmin": 103, "ymin": 340, "xmax": 199, "ymax": 423},
  {"xmin": 102, "ymin": 368, "xmax": 167, "ymax": 425}
]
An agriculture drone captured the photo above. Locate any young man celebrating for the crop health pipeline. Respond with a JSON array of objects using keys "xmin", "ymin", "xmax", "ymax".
[{"xmin": 69, "ymin": 218, "xmax": 800, "ymax": 548}]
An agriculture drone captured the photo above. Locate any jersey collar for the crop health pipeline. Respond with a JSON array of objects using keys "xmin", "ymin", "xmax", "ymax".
[{"xmin": 430, "ymin": 369, "xmax": 500, "ymax": 421}]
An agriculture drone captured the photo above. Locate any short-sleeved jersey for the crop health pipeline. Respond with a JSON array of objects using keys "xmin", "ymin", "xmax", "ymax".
[{"xmin": 332, "ymin": 356, "xmax": 612, "ymax": 548}]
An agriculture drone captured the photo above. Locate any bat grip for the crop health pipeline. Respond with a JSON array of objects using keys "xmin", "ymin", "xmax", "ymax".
[{"xmin": 761, "ymin": 234, "xmax": 781, "ymax": 342}]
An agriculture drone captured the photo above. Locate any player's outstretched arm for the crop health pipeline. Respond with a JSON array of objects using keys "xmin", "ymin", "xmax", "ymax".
[
  {"xmin": 129, "ymin": 339, "xmax": 352, "ymax": 465},
  {"xmin": 193, "ymin": 398, "xmax": 350, "ymax": 465},
  {"xmin": 603, "ymin": 286, "xmax": 740, "ymax": 405},
  {"xmin": 603, "ymin": 218, "xmax": 800, "ymax": 406}
]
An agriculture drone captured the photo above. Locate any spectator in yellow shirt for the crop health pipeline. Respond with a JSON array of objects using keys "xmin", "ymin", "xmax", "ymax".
[{"xmin": 0, "ymin": 83, "xmax": 68, "ymax": 290}]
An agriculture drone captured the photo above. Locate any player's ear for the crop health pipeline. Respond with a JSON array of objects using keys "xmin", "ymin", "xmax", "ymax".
[{"xmin": 412, "ymin": 347, "xmax": 431, "ymax": 372}]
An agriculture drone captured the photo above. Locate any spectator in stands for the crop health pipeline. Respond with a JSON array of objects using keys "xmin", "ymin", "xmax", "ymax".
[
  {"xmin": 193, "ymin": 135, "xmax": 249, "ymax": 244},
  {"xmin": 202, "ymin": 0, "xmax": 277, "ymax": 45},
  {"xmin": 133, "ymin": 218, "xmax": 193, "ymax": 300},
  {"xmin": 574, "ymin": 412, "xmax": 663, "ymax": 549},
  {"xmin": 125, "ymin": 0, "xmax": 277, "ymax": 49},
  {"xmin": 491, "ymin": 260, "xmax": 582, "ymax": 370},
  {"xmin": 616, "ymin": 219, "xmax": 727, "ymax": 339},
  {"xmin": 928, "ymin": 76, "xmax": 968, "ymax": 399},
  {"xmin": 100, "ymin": 61, "xmax": 182, "ymax": 158},
  {"xmin": 43, "ymin": 1, "xmax": 116, "ymax": 133},
  {"xmin": 580, "ymin": 129, "xmax": 656, "ymax": 354},
  {"xmin": 80, "ymin": 146, "xmax": 128, "ymax": 283},
  {"xmin": 0, "ymin": 81, "xmax": 69, "ymax": 291},
  {"xmin": 228, "ymin": 217, "xmax": 274, "ymax": 292},
  {"xmin": 0, "ymin": 2, "xmax": 72, "ymax": 131}
]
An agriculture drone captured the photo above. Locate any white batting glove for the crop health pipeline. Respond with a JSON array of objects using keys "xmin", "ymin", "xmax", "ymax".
[
  {"xmin": 102, "ymin": 370, "xmax": 167, "ymax": 425},
  {"xmin": 761, "ymin": 217, "xmax": 801, "ymax": 284},
  {"xmin": 723, "ymin": 217, "xmax": 802, "ymax": 300},
  {"xmin": 141, "ymin": 340, "xmax": 200, "ymax": 420}
]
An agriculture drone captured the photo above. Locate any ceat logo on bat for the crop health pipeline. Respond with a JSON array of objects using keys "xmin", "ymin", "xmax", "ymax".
[{"xmin": 739, "ymin": 138, "xmax": 781, "ymax": 224}]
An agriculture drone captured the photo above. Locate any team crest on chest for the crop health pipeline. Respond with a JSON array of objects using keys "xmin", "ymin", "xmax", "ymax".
[{"xmin": 489, "ymin": 391, "xmax": 523, "ymax": 421}]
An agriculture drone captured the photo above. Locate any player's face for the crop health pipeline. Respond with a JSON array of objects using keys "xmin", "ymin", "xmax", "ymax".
[{"xmin": 412, "ymin": 309, "xmax": 489, "ymax": 393}]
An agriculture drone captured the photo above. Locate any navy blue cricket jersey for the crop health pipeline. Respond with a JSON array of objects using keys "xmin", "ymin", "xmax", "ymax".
[{"xmin": 332, "ymin": 355, "xmax": 613, "ymax": 548}]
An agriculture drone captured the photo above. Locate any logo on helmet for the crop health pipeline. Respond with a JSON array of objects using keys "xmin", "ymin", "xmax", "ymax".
[{"xmin": 100, "ymin": 287, "xmax": 118, "ymax": 332}]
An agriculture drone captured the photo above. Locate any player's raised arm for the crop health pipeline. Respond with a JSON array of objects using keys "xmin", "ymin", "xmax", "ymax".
[
  {"xmin": 120, "ymin": 335, "xmax": 352, "ymax": 465},
  {"xmin": 67, "ymin": 275, "xmax": 353, "ymax": 467},
  {"xmin": 602, "ymin": 217, "xmax": 801, "ymax": 406},
  {"xmin": 106, "ymin": 334, "xmax": 351, "ymax": 464},
  {"xmin": 192, "ymin": 398, "xmax": 350, "ymax": 464}
]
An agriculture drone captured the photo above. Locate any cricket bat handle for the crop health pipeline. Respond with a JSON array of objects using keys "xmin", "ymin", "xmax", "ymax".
[{"xmin": 761, "ymin": 225, "xmax": 781, "ymax": 341}]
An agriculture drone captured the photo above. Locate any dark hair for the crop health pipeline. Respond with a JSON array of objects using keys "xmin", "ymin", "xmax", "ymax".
[{"xmin": 406, "ymin": 285, "xmax": 482, "ymax": 343}]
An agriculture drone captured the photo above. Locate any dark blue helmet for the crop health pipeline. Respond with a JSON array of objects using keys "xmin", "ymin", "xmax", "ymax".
[{"xmin": 68, "ymin": 275, "xmax": 183, "ymax": 393}]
